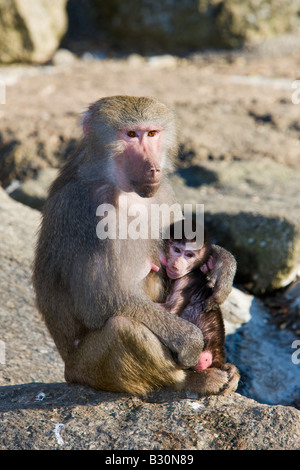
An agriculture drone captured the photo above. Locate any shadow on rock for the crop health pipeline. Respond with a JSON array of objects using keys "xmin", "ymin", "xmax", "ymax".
[
  {"xmin": 176, "ymin": 165, "xmax": 219, "ymax": 188},
  {"xmin": 205, "ymin": 211, "xmax": 299, "ymax": 293},
  {"xmin": 0, "ymin": 382, "xmax": 121, "ymax": 413}
]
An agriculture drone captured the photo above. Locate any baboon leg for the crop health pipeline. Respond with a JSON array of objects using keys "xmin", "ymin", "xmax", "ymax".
[{"xmin": 65, "ymin": 316, "xmax": 185, "ymax": 395}]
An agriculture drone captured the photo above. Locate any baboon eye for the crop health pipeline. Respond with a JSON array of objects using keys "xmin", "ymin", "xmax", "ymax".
[
  {"xmin": 127, "ymin": 131, "xmax": 137, "ymax": 138},
  {"xmin": 148, "ymin": 130, "xmax": 157, "ymax": 137},
  {"xmin": 174, "ymin": 247, "xmax": 181, "ymax": 253},
  {"xmin": 186, "ymin": 252, "xmax": 194, "ymax": 258}
]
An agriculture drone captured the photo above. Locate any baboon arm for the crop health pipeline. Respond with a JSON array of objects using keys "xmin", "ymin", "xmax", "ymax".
[
  {"xmin": 71, "ymin": 263, "xmax": 204, "ymax": 370},
  {"xmin": 204, "ymin": 244, "xmax": 236, "ymax": 305}
]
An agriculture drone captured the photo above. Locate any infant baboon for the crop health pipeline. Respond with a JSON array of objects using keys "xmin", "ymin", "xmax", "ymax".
[{"xmin": 160, "ymin": 219, "xmax": 226, "ymax": 370}]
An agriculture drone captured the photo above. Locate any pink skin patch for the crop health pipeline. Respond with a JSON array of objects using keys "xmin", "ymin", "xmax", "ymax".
[
  {"xmin": 200, "ymin": 255, "xmax": 215, "ymax": 274},
  {"xmin": 194, "ymin": 350, "xmax": 213, "ymax": 370},
  {"xmin": 150, "ymin": 263, "xmax": 160, "ymax": 272},
  {"xmin": 82, "ymin": 105, "xmax": 94, "ymax": 135},
  {"xmin": 159, "ymin": 254, "xmax": 168, "ymax": 267}
]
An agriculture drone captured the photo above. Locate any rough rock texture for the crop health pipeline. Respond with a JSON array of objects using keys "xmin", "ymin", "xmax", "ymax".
[
  {"xmin": 90, "ymin": 0, "xmax": 300, "ymax": 52},
  {"xmin": 0, "ymin": 0, "xmax": 68, "ymax": 64},
  {"xmin": 222, "ymin": 288, "xmax": 300, "ymax": 407},
  {"xmin": 171, "ymin": 159, "xmax": 300, "ymax": 293},
  {"xmin": 8, "ymin": 167, "xmax": 58, "ymax": 210},
  {"xmin": 0, "ymin": 189, "xmax": 63, "ymax": 386},
  {"xmin": 0, "ymin": 383, "xmax": 299, "ymax": 450}
]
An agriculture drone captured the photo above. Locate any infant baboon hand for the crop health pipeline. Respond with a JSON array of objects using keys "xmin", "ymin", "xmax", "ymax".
[{"xmin": 205, "ymin": 246, "xmax": 237, "ymax": 306}]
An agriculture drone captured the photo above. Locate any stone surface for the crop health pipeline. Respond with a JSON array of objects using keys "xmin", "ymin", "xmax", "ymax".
[
  {"xmin": 0, "ymin": 383, "xmax": 299, "ymax": 450},
  {"xmin": 8, "ymin": 168, "xmax": 59, "ymax": 210},
  {"xmin": 222, "ymin": 288, "xmax": 300, "ymax": 407},
  {"xmin": 0, "ymin": 189, "xmax": 64, "ymax": 386},
  {"xmin": 90, "ymin": 0, "xmax": 300, "ymax": 52},
  {"xmin": 0, "ymin": 0, "xmax": 68, "ymax": 64},
  {"xmin": 171, "ymin": 159, "xmax": 300, "ymax": 293}
]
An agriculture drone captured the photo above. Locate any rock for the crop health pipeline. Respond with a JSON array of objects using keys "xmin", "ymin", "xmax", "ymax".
[
  {"xmin": 8, "ymin": 168, "xmax": 59, "ymax": 210},
  {"xmin": 222, "ymin": 288, "xmax": 300, "ymax": 407},
  {"xmin": 285, "ymin": 280, "xmax": 300, "ymax": 308},
  {"xmin": 52, "ymin": 48, "xmax": 77, "ymax": 66},
  {"xmin": 147, "ymin": 55, "xmax": 178, "ymax": 68},
  {"xmin": 0, "ymin": 383, "xmax": 299, "ymax": 450},
  {"xmin": 0, "ymin": 0, "xmax": 68, "ymax": 64},
  {"xmin": 171, "ymin": 159, "xmax": 300, "ymax": 293},
  {"xmin": 127, "ymin": 54, "xmax": 145, "ymax": 66},
  {"xmin": 90, "ymin": 0, "xmax": 300, "ymax": 52},
  {"xmin": 221, "ymin": 287, "xmax": 252, "ymax": 335},
  {"xmin": 0, "ymin": 188, "xmax": 64, "ymax": 386}
]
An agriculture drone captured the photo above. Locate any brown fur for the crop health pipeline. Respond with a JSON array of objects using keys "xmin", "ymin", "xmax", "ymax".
[
  {"xmin": 33, "ymin": 95, "xmax": 239, "ymax": 396},
  {"xmin": 162, "ymin": 220, "xmax": 226, "ymax": 369},
  {"xmin": 169, "ymin": 272, "xmax": 226, "ymax": 368}
]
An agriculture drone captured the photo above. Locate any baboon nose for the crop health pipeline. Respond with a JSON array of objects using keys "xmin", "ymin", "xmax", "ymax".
[
  {"xmin": 151, "ymin": 167, "xmax": 160, "ymax": 175},
  {"xmin": 150, "ymin": 168, "xmax": 161, "ymax": 180}
]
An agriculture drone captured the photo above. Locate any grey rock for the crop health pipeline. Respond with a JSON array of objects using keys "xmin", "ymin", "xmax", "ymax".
[
  {"xmin": 51, "ymin": 49, "xmax": 77, "ymax": 67},
  {"xmin": 223, "ymin": 288, "xmax": 300, "ymax": 407},
  {"xmin": 0, "ymin": 383, "xmax": 299, "ymax": 450},
  {"xmin": 8, "ymin": 168, "xmax": 59, "ymax": 210},
  {"xmin": 0, "ymin": 188, "xmax": 64, "ymax": 386},
  {"xmin": 171, "ymin": 159, "xmax": 300, "ymax": 293},
  {"xmin": 0, "ymin": 0, "xmax": 68, "ymax": 64},
  {"xmin": 0, "ymin": 382, "xmax": 299, "ymax": 450},
  {"xmin": 90, "ymin": 0, "xmax": 300, "ymax": 52},
  {"xmin": 221, "ymin": 287, "xmax": 252, "ymax": 335},
  {"xmin": 285, "ymin": 280, "xmax": 300, "ymax": 308}
]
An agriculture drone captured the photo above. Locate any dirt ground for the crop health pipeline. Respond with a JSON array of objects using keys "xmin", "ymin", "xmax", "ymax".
[{"xmin": 1, "ymin": 34, "xmax": 300, "ymax": 188}]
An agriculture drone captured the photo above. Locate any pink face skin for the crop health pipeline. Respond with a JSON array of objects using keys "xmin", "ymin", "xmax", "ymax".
[
  {"xmin": 163, "ymin": 243, "xmax": 198, "ymax": 280},
  {"xmin": 161, "ymin": 248, "xmax": 215, "ymax": 279},
  {"xmin": 114, "ymin": 126, "xmax": 164, "ymax": 197}
]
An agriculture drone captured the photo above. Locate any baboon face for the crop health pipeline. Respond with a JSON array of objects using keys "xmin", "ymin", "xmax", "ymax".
[{"xmin": 82, "ymin": 95, "xmax": 176, "ymax": 197}]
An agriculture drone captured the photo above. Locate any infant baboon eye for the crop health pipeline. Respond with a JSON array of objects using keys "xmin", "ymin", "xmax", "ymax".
[
  {"xmin": 148, "ymin": 130, "xmax": 157, "ymax": 137},
  {"xmin": 174, "ymin": 247, "xmax": 181, "ymax": 253},
  {"xmin": 127, "ymin": 131, "xmax": 137, "ymax": 138}
]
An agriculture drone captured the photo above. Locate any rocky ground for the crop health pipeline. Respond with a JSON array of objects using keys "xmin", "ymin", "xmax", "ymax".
[{"xmin": 0, "ymin": 36, "xmax": 300, "ymax": 449}]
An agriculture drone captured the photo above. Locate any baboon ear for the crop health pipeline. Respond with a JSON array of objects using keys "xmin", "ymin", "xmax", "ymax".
[{"xmin": 81, "ymin": 105, "xmax": 93, "ymax": 135}]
